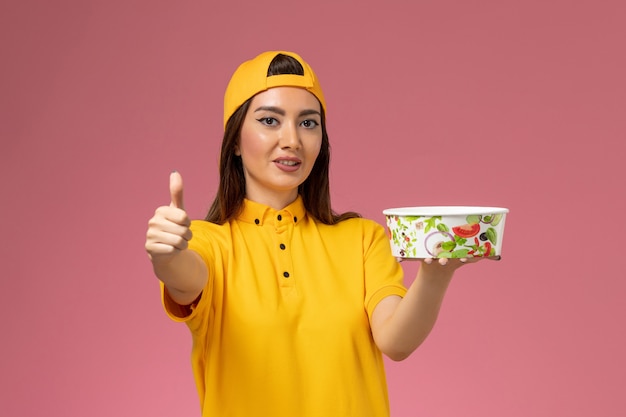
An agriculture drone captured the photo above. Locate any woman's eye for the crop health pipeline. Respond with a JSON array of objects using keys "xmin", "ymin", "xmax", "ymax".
[
  {"xmin": 301, "ymin": 119, "xmax": 319, "ymax": 128},
  {"xmin": 257, "ymin": 117, "xmax": 278, "ymax": 126}
]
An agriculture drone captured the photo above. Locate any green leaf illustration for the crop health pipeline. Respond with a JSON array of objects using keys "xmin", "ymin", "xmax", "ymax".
[
  {"xmin": 486, "ymin": 227, "xmax": 498, "ymax": 244},
  {"xmin": 454, "ymin": 236, "xmax": 467, "ymax": 246},
  {"xmin": 466, "ymin": 215, "xmax": 481, "ymax": 224},
  {"xmin": 442, "ymin": 241, "xmax": 457, "ymax": 251},
  {"xmin": 452, "ymin": 249, "xmax": 470, "ymax": 258}
]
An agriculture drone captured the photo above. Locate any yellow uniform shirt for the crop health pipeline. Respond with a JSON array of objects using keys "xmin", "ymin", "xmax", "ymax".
[{"xmin": 161, "ymin": 196, "xmax": 407, "ymax": 416}]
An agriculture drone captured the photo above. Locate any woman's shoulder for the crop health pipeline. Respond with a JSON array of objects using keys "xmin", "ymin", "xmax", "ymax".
[
  {"xmin": 190, "ymin": 219, "xmax": 225, "ymax": 230},
  {"xmin": 312, "ymin": 217, "xmax": 391, "ymax": 255},
  {"xmin": 316, "ymin": 216, "xmax": 386, "ymax": 235},
  {"xmin": 189, "ymin": 219, "xmax": 232, "ymax": 240}
]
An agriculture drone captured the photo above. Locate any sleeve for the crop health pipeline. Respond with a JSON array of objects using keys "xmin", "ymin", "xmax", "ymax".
[
  {"xmin": 160, "ymin": 220, "xmax": 216, "ymax": 325},
  {"xmin": 363, "ymin": 220, "xmax": 408, "ymax": 319}
]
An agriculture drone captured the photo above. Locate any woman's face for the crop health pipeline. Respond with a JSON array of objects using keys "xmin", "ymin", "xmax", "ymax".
[{"xmin": 236, "ymin": 86, "xmax": 323, "ymax": 208}]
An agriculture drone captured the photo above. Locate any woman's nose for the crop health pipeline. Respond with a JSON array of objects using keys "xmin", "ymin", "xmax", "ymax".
[{"xmin": 279, "ymin": 122, "xmax": 301, "ymax": 149}]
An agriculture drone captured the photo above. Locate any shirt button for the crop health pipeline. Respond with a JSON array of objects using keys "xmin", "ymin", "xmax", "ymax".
[
  {"xmin": 280, "ymin": 243, "xmax": 286, "ymax": 250},
  {"xmin": 293, "ymin": 216, "xmax": 298, "ymax": 223},
  {"xmin": 277, "ymin": 214, "xmax": 282, "ymax": 221},
  {"xmin": 283, "ymin": 271, "xmax": 290, "ymax": 278},
  {"xmin": 254, "ymin": 219, "xmax": 260, "ymax": 225}
]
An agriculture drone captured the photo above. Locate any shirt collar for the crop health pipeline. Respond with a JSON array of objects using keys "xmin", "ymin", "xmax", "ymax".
[{"xmin": 238, "ymin": 195, "xmax": 307, "ymax": 226}]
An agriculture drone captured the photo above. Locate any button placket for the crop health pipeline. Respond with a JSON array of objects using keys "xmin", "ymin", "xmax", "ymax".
[{"xmin": 274, "ymin": 211, "xmax": 294, "ymax": 288}]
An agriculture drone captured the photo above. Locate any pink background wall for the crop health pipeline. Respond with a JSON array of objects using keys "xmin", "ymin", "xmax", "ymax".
[{"xmin": 2, "ymin": 0, "xmax": 625, "ymax": 415}]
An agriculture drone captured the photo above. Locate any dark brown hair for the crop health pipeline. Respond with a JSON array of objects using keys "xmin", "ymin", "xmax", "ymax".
[{"xmin": 205, "ymin": 54, "xmax": 360, "ymax": 224}]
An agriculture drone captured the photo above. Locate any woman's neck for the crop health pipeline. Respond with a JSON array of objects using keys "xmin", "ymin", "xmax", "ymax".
[{"xmin": 245, "ymin": 190, "xmax": 299, "ymax": 211}]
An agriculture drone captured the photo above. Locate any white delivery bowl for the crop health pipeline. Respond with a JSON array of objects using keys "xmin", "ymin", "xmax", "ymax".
[{"xmin": 383, "ymin": 206, "xmax": 509, "ymax": 259}]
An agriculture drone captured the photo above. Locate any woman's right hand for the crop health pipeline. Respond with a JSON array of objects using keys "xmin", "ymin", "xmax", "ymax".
[{"xmin": 145, "ymin": 171, "xmax": 192, "ymax": 265}]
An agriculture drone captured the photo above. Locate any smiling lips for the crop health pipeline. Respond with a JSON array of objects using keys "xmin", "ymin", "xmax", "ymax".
[{"xmin": 274, "ymin": 157, "xmax": 301, "ymax": 172}]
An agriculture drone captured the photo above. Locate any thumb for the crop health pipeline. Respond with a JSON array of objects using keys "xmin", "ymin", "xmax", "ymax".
[{"xmin": 169, "ymin": 171, "xmax": 185, "ymax": 210}]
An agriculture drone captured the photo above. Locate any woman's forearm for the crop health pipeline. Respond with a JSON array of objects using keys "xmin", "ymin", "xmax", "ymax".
[
  {"xmin": 372, "ymin": 263, "xmax": 456, "ymax": 361},
  {"xmin": 153, "ymin": 249, "xmax": 208, "ymax": 305}
]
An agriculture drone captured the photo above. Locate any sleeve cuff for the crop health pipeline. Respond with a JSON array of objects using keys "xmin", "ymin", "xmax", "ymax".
[{"xmin": 366, "ymin": 284, "xmax": 407, "ymax": 319}]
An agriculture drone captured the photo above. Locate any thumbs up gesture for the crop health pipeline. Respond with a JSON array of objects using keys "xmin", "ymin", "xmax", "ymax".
[{"xmin": 145, "ymin": 171, "xmax": 193, "ymax": 264}]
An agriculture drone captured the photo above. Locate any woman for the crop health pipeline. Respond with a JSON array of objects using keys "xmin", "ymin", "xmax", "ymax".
[{"xmin": 145, "ymin": 51, "xmax": 489, "ymax": 416}]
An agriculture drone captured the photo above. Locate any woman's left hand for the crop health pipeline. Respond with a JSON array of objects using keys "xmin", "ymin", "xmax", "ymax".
[
  {"xmin": 423, "ymin": 255, "xmax": 501, "ymax": 264},
  {"xmin": 396, "ymin": 255, "xmax": 501, "ymax": 272},
  {"xmin": 420, "ymin": 255, "xmax": 501, "ymax": 271}
]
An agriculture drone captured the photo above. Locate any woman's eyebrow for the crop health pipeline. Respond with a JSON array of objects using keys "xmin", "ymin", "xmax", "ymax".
[
  {"xmin": 254, "ymin": 106, "xmax": 285, "ymax": 115},
  {"xmin": 299, "ymin": 109, "xmax": 321, "ymax": 117},
  {"xmin": 253, "ymin": 106, "xmax": 321, "ymax": 117}
]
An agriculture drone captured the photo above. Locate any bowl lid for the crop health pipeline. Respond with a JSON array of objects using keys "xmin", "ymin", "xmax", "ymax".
[{"xmin": 383, "ymin": 206, "xmax": 509, "ymax": 216}]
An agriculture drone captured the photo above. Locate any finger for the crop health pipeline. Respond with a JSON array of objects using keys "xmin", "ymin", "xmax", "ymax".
[
  {"xmin": 461, "ymin": 255, "xmax": 501, "ymax": 263},
  {"xmin": 145, "ymin": 239, "xmax": 188, "ymax": 258},
  {"xmin": 157, "ymin": 233, "xmax": 190, "ymax": 251},
  {"xmin": 169, "ymin": 171, "xmax": 185, "ymax": 210},
  {"xmin": 147, "ymin": 218, "xmax": 192, "ymax": 241},
  {"xmin": 153, "ymin": 206, "xmax": 191, "ymax": 227},
  {"xmin": 146, "ymin": 226, "xmax": 191, "ymax": 250}
]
